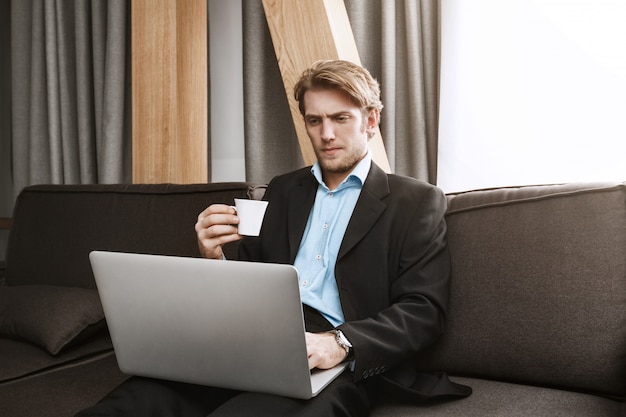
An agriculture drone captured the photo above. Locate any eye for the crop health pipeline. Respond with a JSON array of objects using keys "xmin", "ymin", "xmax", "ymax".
[
  {"xmin": 335, "ymin": 115, "xmax": 350, "ymax": 123},
  {"xmin": 305, "ymin": 117, "xmax": 321, "ymax": 126}
]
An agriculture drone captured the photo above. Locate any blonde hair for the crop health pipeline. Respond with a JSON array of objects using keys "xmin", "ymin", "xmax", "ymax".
[{"xmin": 293, "ymin": 60, "xmax": 384, "ymax": 116}]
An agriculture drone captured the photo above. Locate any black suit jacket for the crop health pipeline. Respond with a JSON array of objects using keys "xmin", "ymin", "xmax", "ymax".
[{"xmin": 239, "ymin": 162, "xmax": 471, "ymax": 400}]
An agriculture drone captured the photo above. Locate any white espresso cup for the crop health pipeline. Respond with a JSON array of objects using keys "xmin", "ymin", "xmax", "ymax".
[{"xmin": 234, "ymin": 198, "xmax": 269, "ymax": 236}]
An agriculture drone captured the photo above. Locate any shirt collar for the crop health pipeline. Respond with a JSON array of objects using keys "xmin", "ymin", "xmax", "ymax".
[{"xmin": 311, "ymin": 148, "xmax": 372, "ymax": 190}]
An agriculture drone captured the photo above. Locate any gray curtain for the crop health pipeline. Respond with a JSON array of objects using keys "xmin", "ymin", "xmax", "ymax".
[
  {"xmin": 11, "ymin": 0, "xmax": 130, "ymax": 198},
  {"xmin": 9, "ymin": 0, "xmax": 440, "ymax": 195},
  {"xmin": 242, "ymin": 0, "xmax": 441, "ymax": 184}
]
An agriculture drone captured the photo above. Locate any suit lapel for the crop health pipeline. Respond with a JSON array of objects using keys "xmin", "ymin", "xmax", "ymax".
[{"xmin": 338, "ymin": 163, "xmax": 389, "ymax": 261}]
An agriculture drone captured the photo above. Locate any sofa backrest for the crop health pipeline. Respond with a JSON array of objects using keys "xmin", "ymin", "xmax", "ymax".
[
  {"xmin": 415, "ymin": 182, "xmax": 626, "ymax": 399},
  {"xmin": 5, "ymin": 183, "xmax": 264, "ymax": 289}
]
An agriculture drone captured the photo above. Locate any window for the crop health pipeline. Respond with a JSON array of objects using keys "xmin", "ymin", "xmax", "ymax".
[{"xmin": 438, "ymin": 0, "xmax": 626, "ymax": 192}]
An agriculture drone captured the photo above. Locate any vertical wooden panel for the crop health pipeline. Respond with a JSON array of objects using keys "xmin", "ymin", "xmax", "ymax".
[
  {"xmin": 132, "ymin": 0, "xmax": 208, "ymax": 184},
  {"xmin": 262, "ymin": 0, "xmax": 391, "ymax": 173}
]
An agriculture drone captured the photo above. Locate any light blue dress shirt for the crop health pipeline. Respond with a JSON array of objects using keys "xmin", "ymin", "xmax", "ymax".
[{"xmin": 294, "ymin": 151, "xmax": 371, "ymax": 327}]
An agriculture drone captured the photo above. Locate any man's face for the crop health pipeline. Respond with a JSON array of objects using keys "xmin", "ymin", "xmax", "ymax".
[{"xmin": 302, "ymin": 89, "xmax": 377, "ymax": 189}]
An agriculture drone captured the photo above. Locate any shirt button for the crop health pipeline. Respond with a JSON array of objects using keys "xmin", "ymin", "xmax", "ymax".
[
  {"xmin": 328, "ymin": 192, "xmax": 333, "ymax": 197},
  {"xmin": 322, "ymin": 223, "xmax": 328, "ymax": 229},
  {"xmin": 302, "ymin": 280, "xmax": 308, "ymax": 286},
  {"xmin": 315, "ymin": 254, "xmax": 321, "ymax": 261}
]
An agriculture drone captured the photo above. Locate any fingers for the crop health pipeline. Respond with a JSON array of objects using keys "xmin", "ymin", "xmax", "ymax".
[
  {"xmin": 305, "ymin": 332, "xmax": 346, "ymax": 370},
  {"xmin": 195, "ymin": 204, "xmax": 242, "ymax": 259},
  {"xmin": 197, "ymin": 204, "xmax": 237, "ymax": 226}
]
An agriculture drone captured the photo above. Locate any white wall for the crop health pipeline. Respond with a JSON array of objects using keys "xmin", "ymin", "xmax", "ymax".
[
  {"xmin": 208, "ymin": 0, "xmax": 246, "ymax": 182},
  {"xmin": 437, "ymin": 0, "xmax": 626, "ymax": 193}
]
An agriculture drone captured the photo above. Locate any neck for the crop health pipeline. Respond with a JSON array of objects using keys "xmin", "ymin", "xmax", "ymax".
[{"xmin": 322, "ymin": 172, "xmax": 349, "ymax": 191}]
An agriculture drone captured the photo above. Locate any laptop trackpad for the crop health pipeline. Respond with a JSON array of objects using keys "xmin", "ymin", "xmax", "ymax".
[{"xmin": 310, "ymin": 363, "xmax": 349, "ymax": 397}]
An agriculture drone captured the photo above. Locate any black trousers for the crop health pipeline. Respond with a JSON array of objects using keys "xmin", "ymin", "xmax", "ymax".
[{"xmin": 75, "ymin": 306, "xmax": 374, "ymax": 417}]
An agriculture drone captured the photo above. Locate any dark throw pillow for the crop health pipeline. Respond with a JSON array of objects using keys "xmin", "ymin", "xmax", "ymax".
[{"xmin": 0, "ymin": 285, "xmax": 105, "ymax": 355}]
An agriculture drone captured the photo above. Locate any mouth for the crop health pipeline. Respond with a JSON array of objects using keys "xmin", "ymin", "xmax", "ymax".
[{"xmin": 321, "ymin": 147, "xmax": 341, "ymax": 157}]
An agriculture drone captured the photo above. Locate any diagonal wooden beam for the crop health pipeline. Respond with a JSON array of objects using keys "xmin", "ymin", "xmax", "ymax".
[{"xmin": 262, "ymin": 0, "xmax": 391, "ymax": 173}]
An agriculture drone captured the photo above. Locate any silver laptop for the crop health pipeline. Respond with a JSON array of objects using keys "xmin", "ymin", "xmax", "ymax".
[{"xmin": 89, "ymin": 251, "xmax": 347, "ymax": 400}]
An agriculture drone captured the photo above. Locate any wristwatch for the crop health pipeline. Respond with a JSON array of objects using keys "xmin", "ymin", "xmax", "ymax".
[{"xmin": 329, "ymin": 329, "xmax": 354, "ymax": 362}]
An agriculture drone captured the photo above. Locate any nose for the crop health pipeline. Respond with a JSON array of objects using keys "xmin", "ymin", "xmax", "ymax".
[{"xmin": 320, "ymin": 119, "xmax": 334, "ymax": 141}]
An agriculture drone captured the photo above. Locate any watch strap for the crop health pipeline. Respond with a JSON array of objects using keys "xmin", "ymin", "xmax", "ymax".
[{"xmin": 329, "ymin": 329, "xmax": 353, "ymax": 362}]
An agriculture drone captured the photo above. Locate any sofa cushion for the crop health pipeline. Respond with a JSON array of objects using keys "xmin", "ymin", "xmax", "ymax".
[
  {"xmin": 0, "ymin": 351, "xmax": 128, "ymax": 417},
  {"xmin": 371, "ymin": 376, "xmax": 625, "ymax": 417},
  {"xmin": 0, "ymin": 285, "xmax": 105, "ymax": 355},
  {"xmin": 0, "ymin": 334, "xmax": 115, "ymax": 383},
  {"xmin": 415, "ymin": 182, "xmax": 626, "ymax": 398}
]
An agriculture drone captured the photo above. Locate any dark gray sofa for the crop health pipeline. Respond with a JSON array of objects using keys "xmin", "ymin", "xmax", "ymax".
[{"xmin": 1, "ymin": 181, "xmax": 625, "ymax": 416}]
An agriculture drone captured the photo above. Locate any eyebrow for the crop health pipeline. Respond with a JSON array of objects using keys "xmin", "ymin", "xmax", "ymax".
[{"xmin": 304, "ymin": 111, "xmax": 352, "ymax": 119}]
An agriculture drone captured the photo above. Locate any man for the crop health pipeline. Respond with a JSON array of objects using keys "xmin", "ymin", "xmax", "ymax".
[
  {"xmin": 77, "ymin": 60, "xmax": 469, "ymax": 417},
  {"xmin": 196, "ymin": 60, "xmax": 469, "ymax": 414}
]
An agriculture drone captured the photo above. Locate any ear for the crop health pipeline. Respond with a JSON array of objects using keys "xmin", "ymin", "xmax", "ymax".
[{"xmin": 365, "ymin": 109, "xmax": 380, "ymax": 135}]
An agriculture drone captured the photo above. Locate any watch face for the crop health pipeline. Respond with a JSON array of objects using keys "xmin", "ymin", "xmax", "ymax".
[
  {"xmin": 332, "ymin": 330, "xmax": 349, "ymax": 353},
  {"xmin": 334, "ymin": 329, "xmax": 352, "ymax": 347}
]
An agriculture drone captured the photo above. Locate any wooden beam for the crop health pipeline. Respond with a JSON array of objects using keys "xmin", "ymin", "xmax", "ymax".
[
  {"xmin": 132, "ymin": 0, "xmax": 208, "ymax": 183},
  {"xmin": 262, "ymin": 0, "xmax": 391, "ymax": 173}
]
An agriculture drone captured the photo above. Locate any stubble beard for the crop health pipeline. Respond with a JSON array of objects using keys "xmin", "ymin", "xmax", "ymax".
[{"xmin": 315, "ymin": 123, "xmax": 370, "ymax": 175}]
